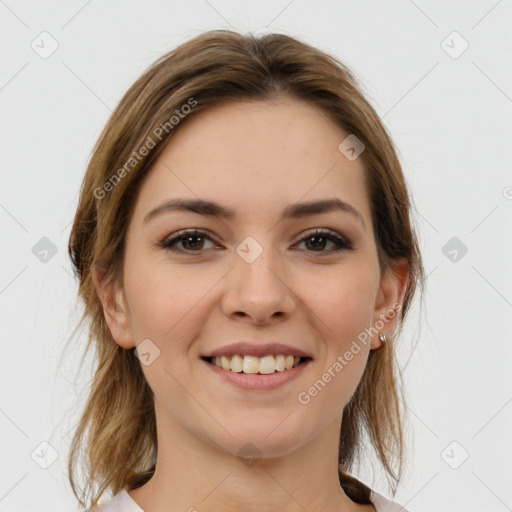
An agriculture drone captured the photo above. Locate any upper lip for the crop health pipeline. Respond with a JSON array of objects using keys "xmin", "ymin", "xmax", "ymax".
[{"xmin": 201, "ymin": 342, "xmax": 313, "ymax": 359}]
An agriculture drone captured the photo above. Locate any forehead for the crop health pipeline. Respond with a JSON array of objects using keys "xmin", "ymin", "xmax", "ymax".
[{"xmin": 131, "ymin": 97, "xmax": 372, "ymax": 227}]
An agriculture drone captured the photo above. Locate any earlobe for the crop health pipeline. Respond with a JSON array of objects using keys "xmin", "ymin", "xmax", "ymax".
[
  {"xmin": 370, "ymin": 258, "xmax": 409, "ymax": 350},
  {"xmin": 92, "ymin": 266, "xmax": 136, "ymax": 349}
]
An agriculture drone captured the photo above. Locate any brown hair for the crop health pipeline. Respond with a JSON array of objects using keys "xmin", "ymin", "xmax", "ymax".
[{"xmin": 66, "ymin": 29, "xmax": 424, "ymax": 509}]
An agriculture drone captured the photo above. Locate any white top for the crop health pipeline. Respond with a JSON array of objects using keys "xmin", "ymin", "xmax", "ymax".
[{"xmin": 93, "ymin": 487, "xmax": 410, "ymax": 512}]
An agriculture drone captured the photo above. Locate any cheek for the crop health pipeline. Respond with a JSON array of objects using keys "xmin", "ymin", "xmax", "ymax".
[
  {"xmin": 123, "ymin": 255, "xmax": 217, "ymax": 341},
  {"xmin": 304, "ymin": 264, "xmax": 378, "ymax": 348},
  {"xmin": 296, "ymin": 272, "xmax": 376, "ymax": 417}
]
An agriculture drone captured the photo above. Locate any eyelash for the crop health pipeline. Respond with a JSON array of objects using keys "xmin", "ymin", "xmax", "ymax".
[{"xmin": 159, "ymin": 228, "xmax": 353, "ymax": 256}]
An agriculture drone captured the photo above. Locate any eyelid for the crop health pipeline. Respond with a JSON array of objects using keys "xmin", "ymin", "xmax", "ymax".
[{"xmin": 296, "ymin": 227, "xmax": 353, "ymax": 248}]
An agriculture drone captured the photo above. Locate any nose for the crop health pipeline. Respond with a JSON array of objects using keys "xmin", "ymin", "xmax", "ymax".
[{"xmin": 221, "ymin": 248, "xmax": 296, "ymax": 325}]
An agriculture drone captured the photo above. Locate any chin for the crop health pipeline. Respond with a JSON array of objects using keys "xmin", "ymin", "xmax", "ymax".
[{"xmin": 205, "ymin": 421, "xmax": 308, "ymax": 461}]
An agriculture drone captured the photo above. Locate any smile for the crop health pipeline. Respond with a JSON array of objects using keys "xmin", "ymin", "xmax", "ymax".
[
  {"xmin": 202, "ymin": 354, "xmax": 311, "ymax": 374},
  {"xmin": 201, "ymin": 355, "xmax": 312, "ymax": 391}
]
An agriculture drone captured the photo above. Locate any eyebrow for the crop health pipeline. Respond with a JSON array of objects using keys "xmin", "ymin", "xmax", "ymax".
[{"xmin": 143, "ymin": 197, "xmax": 366, "ymax": 230}]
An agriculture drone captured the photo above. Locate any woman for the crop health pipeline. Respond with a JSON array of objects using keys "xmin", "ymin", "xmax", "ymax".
[{"xmin": 67, "ymin": 29, "xmax": 424, "ymax": 512}]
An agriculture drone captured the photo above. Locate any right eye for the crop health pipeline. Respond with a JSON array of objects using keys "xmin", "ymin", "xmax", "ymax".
[{"xmin": 160, "ymin": 229, "xmax": 220, "ymax": 253}]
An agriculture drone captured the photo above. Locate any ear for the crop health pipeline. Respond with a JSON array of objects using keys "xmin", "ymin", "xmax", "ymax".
[
  {"xmin": 92, "ymin": 265, "xmax": 136, "ymax": 349},
  {"xmin": 370, "ymin": 257, "xmax": 409, "ymax": 350}
]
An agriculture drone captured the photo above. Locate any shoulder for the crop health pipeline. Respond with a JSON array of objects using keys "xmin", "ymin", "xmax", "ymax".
[
  {"xmin": 86, "ymin": 488, "xmax": 144, "ymax": 512},
  {"xmin": 369, "ymin": 489, "xmax": 411, "ymax": 512}
]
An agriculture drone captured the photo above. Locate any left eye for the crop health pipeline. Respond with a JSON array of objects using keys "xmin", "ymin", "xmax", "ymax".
[
  {"xmin": 295, "ymin": 229, "xmax": 353, "ymax": 253},
  {"xmin": 160, "ymin": 228, "xmax": 352, "ymax": 254}
]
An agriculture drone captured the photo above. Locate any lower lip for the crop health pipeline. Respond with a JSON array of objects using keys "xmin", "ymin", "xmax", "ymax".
[{"xmin": 201, "ymin": 358, "xmax": 312, "ymax": 391}]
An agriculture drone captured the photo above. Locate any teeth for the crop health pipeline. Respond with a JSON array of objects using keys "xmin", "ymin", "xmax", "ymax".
[
  {"xmin": 275, "ymin": 354, "xmax": 286, "ymax": 372},
  {"xmin": 243, "ymin": 355, "xmax": 260, "ymax": 374},
  {"xmin": 230, "ymin": 355, "xmax": 243, "ymax": 372},
  {"xmin": 220, "ymin": 356, "xmax": 231, "ymax": 371},
  {"xmin": 259, "ymin": 355, "xmax": 276, "ymax": 374},
  {"xmin": 211, "ymin": 354, "xmax": 304, "ymax": 374}
]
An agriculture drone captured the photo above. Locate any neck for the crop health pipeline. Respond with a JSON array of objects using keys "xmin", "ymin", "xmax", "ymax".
[{"xmin": 128, "ymin": 401, "xmax": 373, "ymax": 512}]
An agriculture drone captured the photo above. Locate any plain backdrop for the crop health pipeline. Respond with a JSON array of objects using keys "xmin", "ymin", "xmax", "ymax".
[{"xmin": 1, "ymin": 1, "xmax": 511, "ymax": 511}]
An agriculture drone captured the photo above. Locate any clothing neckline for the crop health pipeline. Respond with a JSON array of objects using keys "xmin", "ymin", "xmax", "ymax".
[{"xmin": 110, "ymin": 487, "xmax": 407, "ymax": 512}]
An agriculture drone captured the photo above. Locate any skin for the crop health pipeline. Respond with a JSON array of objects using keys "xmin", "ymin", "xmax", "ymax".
[{"xmin": 94, "ymin": 96, "xmax": 408, "ymax": 512}]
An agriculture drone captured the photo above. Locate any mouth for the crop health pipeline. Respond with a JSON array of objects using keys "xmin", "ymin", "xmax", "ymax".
[{"xmin": 200, "ymin": 354, "xmax": 313, "ymax": 374}]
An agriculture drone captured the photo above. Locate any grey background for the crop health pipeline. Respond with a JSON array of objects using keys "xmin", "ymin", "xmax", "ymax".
[{"xmin": 1, "ymin": 1, "xmax": 511, "ymax": 511}]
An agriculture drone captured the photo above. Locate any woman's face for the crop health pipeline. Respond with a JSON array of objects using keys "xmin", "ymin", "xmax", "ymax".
[{"xmin": 97, "ymin": 97, "xmax": 406, "ymax": 458}]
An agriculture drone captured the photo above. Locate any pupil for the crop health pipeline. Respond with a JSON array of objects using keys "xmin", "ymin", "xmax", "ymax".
[
  {"xmin": 184, "ymin": 235, "xmax": 203, "ymax": 250},
  {"xmin": 307, "ymin": 235, "xmax": 326, "ymax": 251}
]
